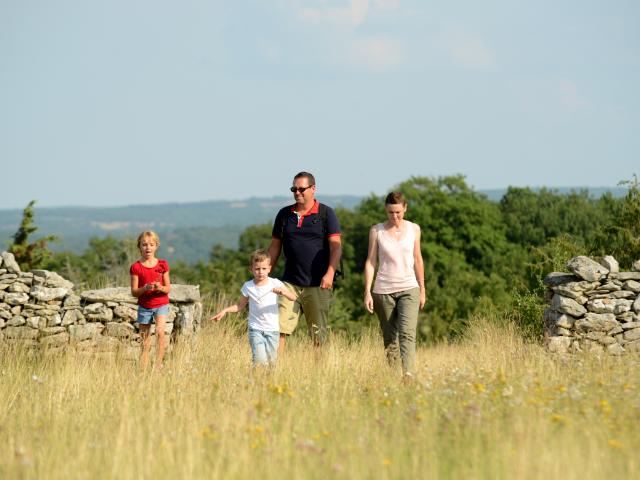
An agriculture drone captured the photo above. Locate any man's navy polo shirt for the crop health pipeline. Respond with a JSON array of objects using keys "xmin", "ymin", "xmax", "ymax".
[{"xmin": 271, "ymin": 201, "xmax": 341, "ymax": 287}]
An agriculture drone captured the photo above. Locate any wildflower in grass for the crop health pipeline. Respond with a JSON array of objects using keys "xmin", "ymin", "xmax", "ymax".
[
  {"xmin": 200, "ymin": 425, "xmax": 218, "ymax": 440},
  {"xmin": 269, "ymin": 383, "xmax": 294, "ymax": 397},
  {"xmin": 556, "ymin": 384, "xmax": 567, "ymax": 394},
  {"xmin": 474, "ymin": 382, "xmax": 486, "ymax": 394},
  {"xmin": 382, "ymin": 458, "xmax": 393, "ymax": 467},
  {"xmin": 608, "ymin": 439, "xmax": 623, "ymax": 450},
  {"xmin": 550, "ymin": 414, "xmax": 568, "ymax": 426},
  {"xmin": 599, "ymin": 399, "xmax": 612, "ymax": 416}
]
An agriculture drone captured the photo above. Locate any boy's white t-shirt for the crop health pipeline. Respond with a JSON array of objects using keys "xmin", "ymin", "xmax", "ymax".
[{"xmin": 241, "ymin": 277, "xmax": 283, "ymax": 332}]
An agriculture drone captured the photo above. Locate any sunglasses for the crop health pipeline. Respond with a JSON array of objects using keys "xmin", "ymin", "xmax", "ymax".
[{"xmin": 290, "ymin": 185, "xmax": 314, "ymax": 193}]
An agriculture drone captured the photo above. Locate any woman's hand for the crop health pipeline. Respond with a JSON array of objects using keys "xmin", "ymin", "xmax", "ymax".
[
  {"xmin": 419, "ymin": 289, "xmax": 426, "ymax": 309},
  {"xmin": 364, "ymin": 291, "xmax": 374, "ymax": 314}
]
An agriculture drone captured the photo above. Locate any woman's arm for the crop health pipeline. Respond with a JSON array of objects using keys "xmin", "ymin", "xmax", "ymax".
[
  {"xmin": 413, "ymin": 224, "xmax": 426, "ymax": 309},
  {"xmin": 363, "ymin": 226, "xmax": 378, "ymax": 314}
]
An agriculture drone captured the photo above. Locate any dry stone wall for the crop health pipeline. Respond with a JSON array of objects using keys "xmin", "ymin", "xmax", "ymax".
[
  {"xmin": 0, "ymin": 251, "xmax": 202, "ymax": 358},
  {"xmin": 544, "ymin": 255, "xmax": 640, "ymax": 355}
]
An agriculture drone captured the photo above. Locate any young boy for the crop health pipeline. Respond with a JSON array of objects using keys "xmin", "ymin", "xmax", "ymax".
[{"xmin": 210, "ymin": 249, "xmax": 296, "ymax": 366}]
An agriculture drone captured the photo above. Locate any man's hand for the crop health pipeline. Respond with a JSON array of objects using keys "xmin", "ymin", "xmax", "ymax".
[{"xmin": 320, "ymin": 272, "xmax": 334, "ymax": 290}]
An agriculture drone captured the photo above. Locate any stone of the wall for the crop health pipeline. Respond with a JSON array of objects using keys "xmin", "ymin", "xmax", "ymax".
[
  {"xmin": 544, "ymin": 255, "xmax": 640, "ymax": 354},
  {"xmin": 0, "ymin": 251, "xmax": 203, "ymax": 356}
]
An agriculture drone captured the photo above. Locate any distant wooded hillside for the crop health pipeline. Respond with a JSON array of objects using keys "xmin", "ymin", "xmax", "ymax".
[{"xmin": 0, "ymin": 188, "xmax": 627, "ymax": 263}]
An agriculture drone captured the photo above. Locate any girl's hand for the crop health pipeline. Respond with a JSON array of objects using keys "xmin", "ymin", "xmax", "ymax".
[
  {"xmin": 364, "ymin": 292, "xmax": 374, "ymax": 314},
  {"xmin": 272, "ymin": 287, "xmax": 284, "ymax": 296}
]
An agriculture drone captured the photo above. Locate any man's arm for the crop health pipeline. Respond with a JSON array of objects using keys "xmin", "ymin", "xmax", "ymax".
[
  {"xmin": 268, "ymin": 237, "xmax": 282, "ymax": 271},
  {"xmin": 320, "ymin": 236, "xmax": 342, "ymax": 289}
]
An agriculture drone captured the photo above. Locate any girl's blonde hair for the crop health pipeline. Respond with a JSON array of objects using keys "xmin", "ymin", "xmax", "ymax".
[{"xmin": 137, "ymin": 230, "xmax": 161, "ymax": 248}]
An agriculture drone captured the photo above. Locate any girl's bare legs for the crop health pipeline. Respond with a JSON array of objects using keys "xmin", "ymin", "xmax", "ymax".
[
  {"xmin": 154, "ymin": 315, "xmax": 167, "ymax": 369},
  {"xmin": 139, "ymin": 324, "xmax": 152, "ymax": 371}
]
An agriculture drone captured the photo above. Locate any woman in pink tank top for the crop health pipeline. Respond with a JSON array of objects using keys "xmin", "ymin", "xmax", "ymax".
[{"xmin": 363, "ymin": 192, "xmax": 426, "ymax": 379}]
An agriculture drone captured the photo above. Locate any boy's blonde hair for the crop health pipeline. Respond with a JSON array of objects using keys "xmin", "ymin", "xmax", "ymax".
[
  {"xmin": 250, "ymin": 249, "xmax": 270, "ymax": 266},
  {"xmin": 137, "ymin": 230, "xmax": 161, "ymax": 249}
]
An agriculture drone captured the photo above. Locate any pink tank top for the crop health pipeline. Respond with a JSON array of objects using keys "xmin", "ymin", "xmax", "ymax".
[{"xmin": 373, "ymin": 221, "xmax": 420, "ymax": 294}]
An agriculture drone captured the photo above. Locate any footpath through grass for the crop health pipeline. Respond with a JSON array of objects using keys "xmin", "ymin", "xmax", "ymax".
[{"xmin": 1, "ymin": 317, "xmax": 639, "ymax": 479}]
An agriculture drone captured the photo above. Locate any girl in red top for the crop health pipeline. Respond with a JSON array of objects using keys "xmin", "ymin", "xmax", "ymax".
[{"xmin": 130, "ymin": 230, "xmax": 171, "ymax": 370}]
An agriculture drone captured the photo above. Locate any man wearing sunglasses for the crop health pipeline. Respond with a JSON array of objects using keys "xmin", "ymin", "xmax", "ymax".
[{"xmin": 268, "ymin": 171, "xmax": 342, "ymax": 351}]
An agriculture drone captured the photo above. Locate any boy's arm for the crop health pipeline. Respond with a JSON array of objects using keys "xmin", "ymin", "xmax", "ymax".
[
  {"xmin": 272, "ymin": 285, "xmax": 297, "ymax": 302},
  {"xmin": 210, "ymin": 296, "xmax": 249, "ymax": 321}
]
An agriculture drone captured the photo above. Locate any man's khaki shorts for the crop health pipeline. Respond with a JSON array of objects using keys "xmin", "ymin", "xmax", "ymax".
[{"xmin": 278, "ymin": 282, "xmax": 332, "ymax": 344}]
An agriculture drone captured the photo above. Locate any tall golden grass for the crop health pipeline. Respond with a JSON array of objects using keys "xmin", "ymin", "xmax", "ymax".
[{"xmin": 1, "ymin": 314, "xmax": 638, "ymax": 479}]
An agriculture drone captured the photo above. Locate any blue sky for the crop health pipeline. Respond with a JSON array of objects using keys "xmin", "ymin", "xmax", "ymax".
[{"xmin": 1, "ymin": 0, "xmax": 638, "ymax": 208}]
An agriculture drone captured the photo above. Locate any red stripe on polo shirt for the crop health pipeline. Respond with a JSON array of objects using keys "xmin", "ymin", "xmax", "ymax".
[{"xmin": 291, "ymin": 200, "xmax": 320, "ymax": 228}]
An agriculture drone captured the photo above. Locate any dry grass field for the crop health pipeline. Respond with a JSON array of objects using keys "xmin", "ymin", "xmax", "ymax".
[{"xmin": 1, "ymin": 315, "xmax": 639, "ymax": 479}]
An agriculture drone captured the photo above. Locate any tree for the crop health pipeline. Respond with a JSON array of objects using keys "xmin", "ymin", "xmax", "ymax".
[{"xmin": 9, "ymin": 200, "xmax": 57, "ymax": 270}]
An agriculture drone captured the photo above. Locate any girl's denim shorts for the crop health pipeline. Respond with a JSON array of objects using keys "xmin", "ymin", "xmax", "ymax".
[{"xmin": 137, "ymin": 304, "xmax": 169, "ymax": 325}]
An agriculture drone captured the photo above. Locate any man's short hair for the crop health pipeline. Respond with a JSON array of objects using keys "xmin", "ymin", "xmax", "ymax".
[{"xmin": 294, "ymin": 171, "xmax": 316, "ymax": 186}]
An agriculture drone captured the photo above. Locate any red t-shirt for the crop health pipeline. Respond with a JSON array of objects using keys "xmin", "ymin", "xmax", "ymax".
[{"xmin": 129, "ymin": 259, "xmax": 170, "ymax": 308}]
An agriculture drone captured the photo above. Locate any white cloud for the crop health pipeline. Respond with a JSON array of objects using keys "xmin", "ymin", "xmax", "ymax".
[
  {"xmin": 558, "ymin": 79, "xmax": 590, "ymax": 110},
  {"xmin": 440, "ymin": 27, "xmax": 495, "ymax": 69},
  {"xmin": 349, "ymin": 35, "xmax": 404, "ymax": 71},
  {"xmin": 297, "ymin": 0, "xmax": 369, "ymax": 27}
]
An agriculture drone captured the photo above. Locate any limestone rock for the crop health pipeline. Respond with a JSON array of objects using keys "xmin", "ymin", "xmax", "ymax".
[
  {"xmin": 543, "ymin": 272, "xmax": 580, "ymax": 287},
  {"xmin": 8, "ymin": 282, "xmax": 30, "ymax": 294},
  {"xmin": 113, "ymin": 304, "xmax": 138, "ymax": 322},
  {"xmin": 548, "ymin": 336, "xmax": 572, "ymax": 353},
  {"xmin": 625, "ymin": 339, "xmax": 640, "ymax": 352},
  {"xmin": 633, "ymin": 295, "xmax": 640, "ymax": 314},
  {"xmin": 63, "ymin": 294, "xmax": 81, "ymax": 307},
  {"xmin": 614, "ymin": 272, "xmax": 640, "ymax": 281},
  {"xmin": 1, "ymin": 252, "xmax": 21, "ymax": 274},
  {"xmin": 614, "ymin": 299, "xmax": 633, "ymax": 315},
  {"xmin": 611, "ymin": 291, "xmax": 635, "ymax": 299},
  {"xmin": 62, "ymin": 309, "xmax": 85, "ymax": 326},
  {"xmin": 30, "ymin": 285, "xmax": 69, "ymax": 302},
  {"xmin": 169, "ymin": 284, "xmax": 201, "ymax": 303},
  {"xmin": 556, "ymin": 314, "xmax": 577, "ymax": 329},
  {"xmin": 69, "ymin": 323, "xmax": 104, "ymax": 342},
  {"xmin": 552, "ymin": 281, "xmax": 599, "ymax": 300},
  {"xmin": 586, "ymin": 298, "xmax": 614, "ymax": 314},
  {"xmin": 105, "ymin": 322, "xmax": 135, "ymax": 338},
  {"xmin": 6, "ymin": 315, "xmax": 26, "ymax": 327},
  {"xmin": 623, "ymin": 328, "xmax": 640, "ymax": 342},
  {"xmin": 81, "ymin": 288, "xmax": 136, "ymax": 304},
  {"xmin": 623, "ymin": 280, "xmax": 640, "ymax": 293},
  {"xmin": 567, "ymin": 256, "xmax": 608, "ymax": 282},
  {"xmin": 3, "ymin": 326, "xmax": 39, "ymax": 340},
  {"xmin": 31, "ymin": 270, "xmax": 74, "ymax": 289},
  {"xmin": 83, "ymin": 303, "xmax": 113, "ymax": 322},
  {"xmin": 606, "ymin": 343, "xmax": 625, "ymax": 355},
  {"xmin": 551, "ymin": 294, "xmax": 587, "ymax": 317},
  {"xmin": 621, "ymin": 322, "xmax": 640, "ymax": 330},
  {"xmin": 39, "ymin": 332, "xmax": 69, "ymax": 347},
  {"xmin": 575, "ymin": 313, "xmax": 618, "ymax": 333},
  {"xmin": 4, "ymin": 292, "xmax": 29, "ymax": 306},
  {"xmin": 632, "ymin": 260, "xmax": 640, "ymax": 272},
  {"xmin": 40, "ymin": 327, "xmax": 66, "ymax": 336},
  {"xmin": 600, "ymin": 256, "xmax": 619, "ymax": 273}
]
